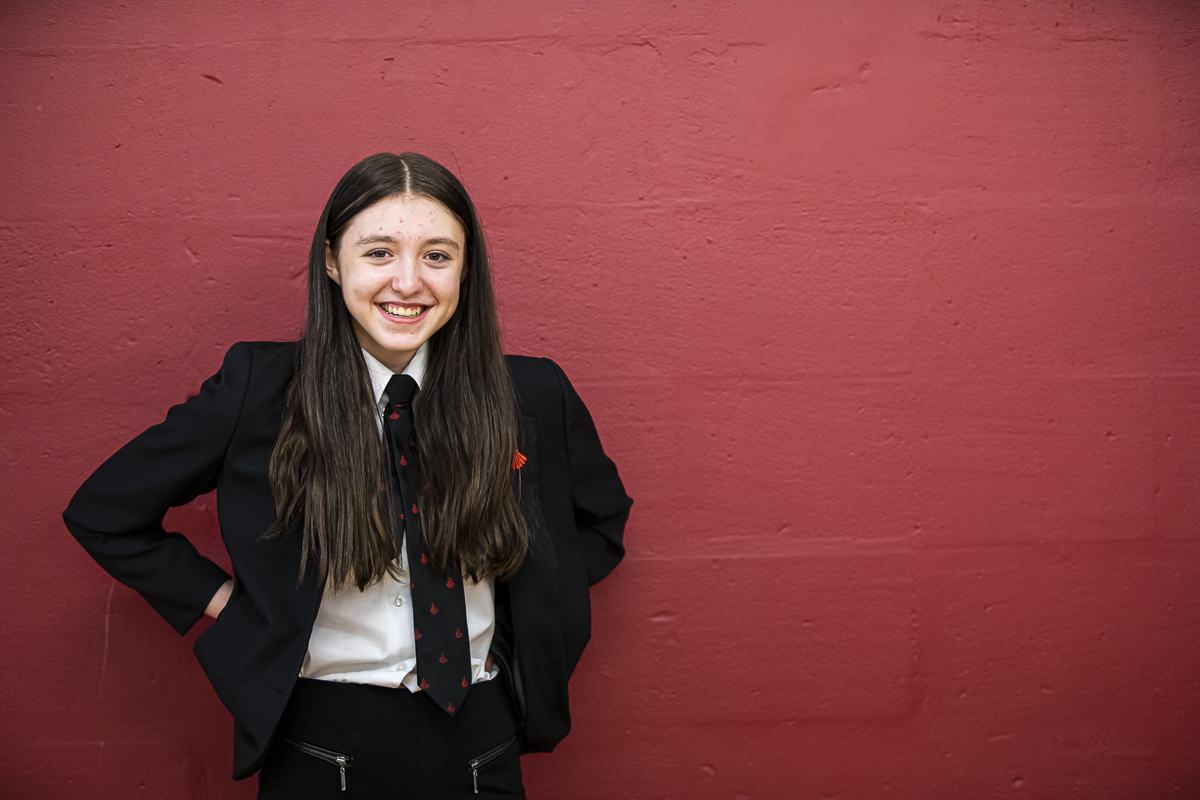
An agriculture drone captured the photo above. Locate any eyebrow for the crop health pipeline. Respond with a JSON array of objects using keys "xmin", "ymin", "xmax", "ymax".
[{"xmin": 352, "ymin": 234, "xmax": 462, "ymax": 251}]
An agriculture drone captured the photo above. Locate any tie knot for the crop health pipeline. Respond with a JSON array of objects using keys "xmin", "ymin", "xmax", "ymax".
[{"xmin": 385, "ymin": 373, "xmax": 419, "ymax": 409}]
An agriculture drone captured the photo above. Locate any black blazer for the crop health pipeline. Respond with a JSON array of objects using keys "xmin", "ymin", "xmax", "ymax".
[{"xmin": 63, "ymin": 341, "xmax": 632, "ymax": 779}]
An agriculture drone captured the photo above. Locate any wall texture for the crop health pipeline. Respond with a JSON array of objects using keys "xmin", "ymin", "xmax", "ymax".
[{"xmin": 3, "ymin": 2, "xmax": 1199, "ymax": 798}]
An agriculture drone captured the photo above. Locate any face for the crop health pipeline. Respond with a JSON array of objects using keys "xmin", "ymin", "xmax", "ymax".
[{"xmin": 326, "ymin": 193, "xmax": 467, "ymax": 372}]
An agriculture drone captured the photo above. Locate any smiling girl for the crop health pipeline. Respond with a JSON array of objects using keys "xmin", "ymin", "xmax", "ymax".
[{"xmin": 64, "ymin": 153, "xmax": 632, "ymax": 798}]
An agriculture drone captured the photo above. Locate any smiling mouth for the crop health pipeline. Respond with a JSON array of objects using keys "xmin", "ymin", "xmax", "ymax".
[{"xmin": 381, "ymin": 303, "xmax": 426, "ymax": 319}]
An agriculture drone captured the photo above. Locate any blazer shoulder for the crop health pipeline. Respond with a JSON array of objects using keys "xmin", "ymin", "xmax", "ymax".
[
  {"xmin": 228, "ymin": 340, "xmax": 300, "ymax": 388},
  {"xmin": 505, "ymin": 354, "xmax": 568, "ymax": 414},
  {"xmin": 505, "ymin": 353, "xmax": 558, "ymax": 385},
  {"xmin": 238, "ymin": 339, "xmax": 298, "ymax": 355},
  {"xmin": 235, "ymin": 339, "xmax": 300, "ymax": 366}
]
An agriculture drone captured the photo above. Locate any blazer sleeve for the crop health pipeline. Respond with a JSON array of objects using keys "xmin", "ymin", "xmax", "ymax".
[
  {"xmin": 549, "ymin": 359, "xmax": 633, "ymax": 586},
  {"xmin": 63, "ymin": 342, "xmax": 253, "ymax": 635}
]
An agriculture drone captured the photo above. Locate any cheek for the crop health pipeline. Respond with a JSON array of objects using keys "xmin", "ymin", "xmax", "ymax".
[
  {"xmin": 434, "ymin": 272, "xmax": 463, "ymax": 308},
  {"xmin": 343, "ymin": 270, "xmax": 382, "ymax": 301},
  {"xmin": 445, "ymin": 283, "xmax": 462, "ymax": 314}
]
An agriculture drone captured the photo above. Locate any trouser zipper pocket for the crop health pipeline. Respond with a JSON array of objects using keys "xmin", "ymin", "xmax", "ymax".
[
  {"xmin": 469, "ymin": 734, "xmax": 517, "ymax": 794},
  {"xmin": 278, "ymin": 735, "xmax": 353, "ymax": 791}
]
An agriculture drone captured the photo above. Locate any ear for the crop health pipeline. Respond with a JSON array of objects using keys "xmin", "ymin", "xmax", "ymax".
[{"xmin": 325, "ymin": 240, "xmax": 341, "ymax": 285}]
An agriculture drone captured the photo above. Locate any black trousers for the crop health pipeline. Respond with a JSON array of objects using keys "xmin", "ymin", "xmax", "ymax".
[{"xmin": 257, "ymin": 677, "xmax": 525, "ymax": 799}]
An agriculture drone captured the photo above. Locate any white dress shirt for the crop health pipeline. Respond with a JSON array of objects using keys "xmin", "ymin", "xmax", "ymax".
[{"xmin": 300, "ymin": 344, "xmax": 497, "ymax": 690}]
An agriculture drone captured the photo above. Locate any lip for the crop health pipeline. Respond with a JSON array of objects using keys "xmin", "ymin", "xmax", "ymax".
[{"xmin": 377, "ymin": 302, "xmax": 429, "ymax": 325}]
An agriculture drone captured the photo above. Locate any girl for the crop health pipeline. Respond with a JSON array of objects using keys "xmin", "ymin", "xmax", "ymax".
[{"xmin": 64, "ymin": 152, "xmax": 632, "ymax": 798}]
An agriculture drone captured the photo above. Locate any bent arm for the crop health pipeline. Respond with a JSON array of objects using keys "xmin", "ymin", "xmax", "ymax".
[
  {"xmin": 63, "ymin": 342, "xmax": 254, "ymax": 634},
  {"xmin": 205, "ymin": 578, "xmax": 234, "ymax": 619},
  {"xmin": 550, "ymin": 360, "xmax": 633, "ymax": 586}
]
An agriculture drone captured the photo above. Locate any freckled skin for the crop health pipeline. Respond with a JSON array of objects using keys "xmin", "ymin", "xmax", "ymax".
[{"xmin": 325, "ymin": 194, "xmax": 465, "ymax": 372}]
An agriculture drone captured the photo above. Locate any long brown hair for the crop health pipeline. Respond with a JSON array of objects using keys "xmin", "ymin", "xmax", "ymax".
[{"xmin": 267, "ymin": 152, "xmax": 529, "ymax": 589}]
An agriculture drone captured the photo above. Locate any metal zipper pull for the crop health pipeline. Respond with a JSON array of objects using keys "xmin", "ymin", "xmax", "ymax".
[
  {"xmin": 337, "ymin": 756, "xmax": 347, "ymax": 791},
  {"xmin": 468, "ymin": 734, "xmax": 516, "ymax": 794}
]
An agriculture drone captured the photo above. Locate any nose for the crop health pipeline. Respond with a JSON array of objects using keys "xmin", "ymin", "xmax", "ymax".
[{"xmin": 389, "ymin": 254, "xmax": 422, "ymax": 295}]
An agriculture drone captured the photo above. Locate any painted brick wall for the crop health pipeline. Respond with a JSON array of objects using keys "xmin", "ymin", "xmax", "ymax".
[{"xmin": 3, "ymin": 2, "xmax": 1199, "ymax": 798}]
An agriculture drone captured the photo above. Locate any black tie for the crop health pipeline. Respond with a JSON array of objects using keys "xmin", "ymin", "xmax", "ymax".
[{"xmin": 383, "ymin": 373, "xmax": 472, "ymax": 715}]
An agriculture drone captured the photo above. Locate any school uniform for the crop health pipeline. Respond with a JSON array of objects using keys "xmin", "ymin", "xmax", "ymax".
[{"xmin": 63, "ymin": 340, "xmax": 632, "ymax": 794}]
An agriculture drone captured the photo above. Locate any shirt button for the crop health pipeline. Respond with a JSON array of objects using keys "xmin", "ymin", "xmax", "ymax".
[{"xmin": 392, "ymin": 595, "xmax": 404, "ymax": 607}]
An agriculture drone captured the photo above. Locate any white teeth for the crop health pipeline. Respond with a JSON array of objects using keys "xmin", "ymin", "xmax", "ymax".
[{"xmin": 383, "ymin": 304, "xmax": 423, "ymax": 318}]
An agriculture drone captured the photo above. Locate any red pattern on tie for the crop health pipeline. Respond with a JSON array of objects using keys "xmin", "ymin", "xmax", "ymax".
[{"xmin": 384, "ymin": 373, "xmax": 468, "ymax": 718}]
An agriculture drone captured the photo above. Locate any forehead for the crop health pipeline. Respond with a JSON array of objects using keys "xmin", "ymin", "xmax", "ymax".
[{"xmin": 347, "ymin": 193, "xmax": 465, "ymax": 240}]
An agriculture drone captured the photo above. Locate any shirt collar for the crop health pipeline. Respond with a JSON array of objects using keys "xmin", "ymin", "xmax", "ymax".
[{"xmin": 362, "ymin": 343, "xmax": 428, "ymax": 410}]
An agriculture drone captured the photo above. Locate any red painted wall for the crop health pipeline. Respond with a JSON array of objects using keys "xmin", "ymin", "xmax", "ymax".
[{"xmin": 3, "ymin": 2, "xmax": 1199, "ymax": 797}]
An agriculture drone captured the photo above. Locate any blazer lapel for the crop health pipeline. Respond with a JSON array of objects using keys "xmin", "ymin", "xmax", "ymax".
[{"xmin": 505, "ymin": 412, "xmax": 572, "ymax": 746}]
